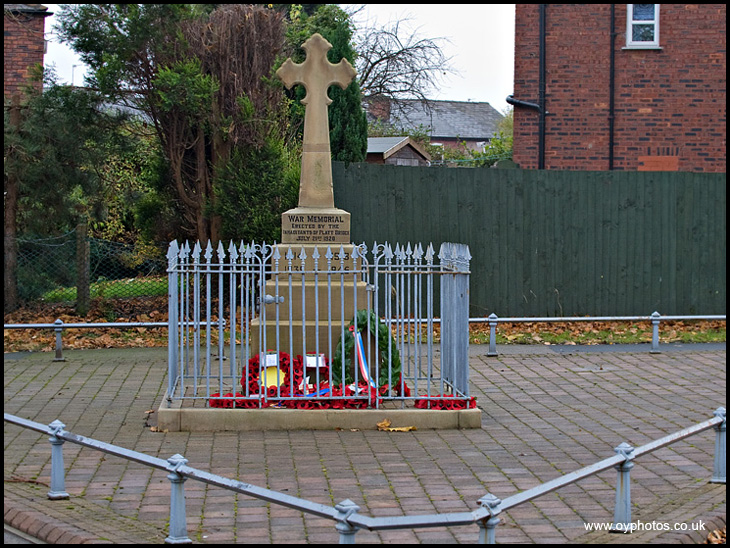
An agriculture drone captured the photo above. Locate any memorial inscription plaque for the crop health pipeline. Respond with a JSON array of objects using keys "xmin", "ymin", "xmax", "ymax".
[{"xmin": 281, "ymin": 211, "xmax": 350, "ymax": 244}]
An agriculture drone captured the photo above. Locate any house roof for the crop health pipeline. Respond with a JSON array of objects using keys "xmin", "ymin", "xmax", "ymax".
[
  {"xmin": 368, "ymin": 98, "xmax": 504, "ymax": 141},
  {"xmin": 4, "ymin": 4, "xmax": 50, "ymax": 15},
  {"xmin": 367, "ymin": 136, "xmax": 430, "ymax": 161}
]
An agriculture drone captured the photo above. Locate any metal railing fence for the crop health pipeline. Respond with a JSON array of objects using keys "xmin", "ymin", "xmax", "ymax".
[
  {"xmin": 165, "ymin": 241, "xmax": 472, "ymax": 410},
  {"xmin": 4, "ymin": 407, "xmax": 725, "ymax": 544},
  {"xmin": 4, "ymin": 319, "xmax": 168, "ymax": 361},
  {"xmin": 4, "ymin": 312, "xmax": 725, "ymax": 363},
  {"xmin": 478, "ymin": 312, "xmax": 727, "ymax": 356}
]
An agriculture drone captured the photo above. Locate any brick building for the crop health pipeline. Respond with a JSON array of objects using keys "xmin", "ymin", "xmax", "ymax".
[
  {"xmin": 511, "ymin": 4, "xmax": 726, "ymax": 172},
  {"xmin": 4, "ymin": 4, "xmax": 49, "ymax": 98}
]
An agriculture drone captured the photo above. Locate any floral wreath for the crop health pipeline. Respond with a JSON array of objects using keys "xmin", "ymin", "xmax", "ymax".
[{"xmin": 331, "ymin": 310, "xmax": 401, "ymax": 387}]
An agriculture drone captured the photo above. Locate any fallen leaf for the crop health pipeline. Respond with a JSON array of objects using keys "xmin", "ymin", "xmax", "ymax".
[{"xmin": 377, "ymin": 418, "xmax": 416, "ymax": 432}]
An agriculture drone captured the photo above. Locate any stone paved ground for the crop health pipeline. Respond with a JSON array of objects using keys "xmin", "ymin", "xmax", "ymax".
[{"xmin": 4, "ymin": 345, "xmax": 725, "ymax": 544}]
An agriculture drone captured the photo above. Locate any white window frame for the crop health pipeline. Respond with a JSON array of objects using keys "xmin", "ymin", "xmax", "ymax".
[{"xmin": 625, "ymin": 4, "xmax": 661, "ymax": 49}]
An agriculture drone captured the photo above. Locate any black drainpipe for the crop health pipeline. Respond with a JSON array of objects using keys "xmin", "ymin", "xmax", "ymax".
[
  {"xmin": 507, "ymin": 5, "xmax": 548, "ymax": 169},
  {"xmin": 506, "ymin": 96, "xmax": 541, "ymax": 111}
]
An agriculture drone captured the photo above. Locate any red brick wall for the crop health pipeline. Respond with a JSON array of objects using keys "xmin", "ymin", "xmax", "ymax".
[
  {"xmin": 4, "ymin": 7, "xmax": 48, "ymax": 98},
  {"xmin": 513, "ymin": 4, "xmax": 726, "ymax": 172}
]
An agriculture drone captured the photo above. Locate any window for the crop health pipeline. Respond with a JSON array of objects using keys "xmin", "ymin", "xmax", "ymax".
[{"xmin": 626, "ymin": 4, "xmax": 660, "ymax": 48}]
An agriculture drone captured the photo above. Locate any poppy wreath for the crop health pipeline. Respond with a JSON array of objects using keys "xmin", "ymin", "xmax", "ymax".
[
  {"xmin": 414, "ymin": 394, "xmax": 477, "ymax": 410},
  {"xmin": 205, "ymin": 352, "xmax": 304, "ymax": 408},
  {"xmin": 240, "ymin": 351, "xmax": 306, "ymax": 399},
  {"xmin": 331, "ymin": 310, "xmax": 402, "ymax": 387}
]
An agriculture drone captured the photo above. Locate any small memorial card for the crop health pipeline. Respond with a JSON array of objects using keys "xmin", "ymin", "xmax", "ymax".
[
  {"xmin": 306, "ymin": 353, "xmax": 325, "ymax": 369},
  {"xmin": 264, "ymin": 351, "xmax": 279, "ymax": 367}
]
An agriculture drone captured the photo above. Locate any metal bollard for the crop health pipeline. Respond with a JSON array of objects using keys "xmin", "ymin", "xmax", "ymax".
[
  {"xmin": 477, "ymin": 493, "xmax": 502, "ymax": 544},
  {"xmin": 165, "ymin": 454, "xmax": 192, "ymax": 544},
  {"xmin": 47, "ymin": 420, "xmax": 70, "ymax": 500},
  {"xmin": 610, "ymin": 442, "xmax": 635, "ymax": 533},
  {"xmin": 487, "ymin": 313, "xmax": 499, "ymax": 356},
  {"xmin": 650, "ymin": 311, "xmax": 661, "ymax": 353},
  {"xmin": 334, "ymin": 499, "xmax": 360, "ymax": 544},
  {"xmin": 53, "ymin": 319, "xmax": 66, "ymax": 362},
  {"xmin": 711, "ymin": 407, "xmax": 726, "ymax": 483}
]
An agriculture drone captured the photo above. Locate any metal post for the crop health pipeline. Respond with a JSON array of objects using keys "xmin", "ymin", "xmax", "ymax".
[
  {"xmin": 334, "ymin": 499, "xmax": 360, "ymax": 544},
  {"xmin": 439, "ymin": 243, "xmax": 471, "ymax": 395},
  {"xmin": 650, "ymin": 311, "xmax": 661, "ymax": 353},
  {"xmin": 711, "ymin": 407, "xmax": 726, "ymax": 483},
  {"xmin": 167, "ymin": 242, "xmax": 179, "ymax": 397},
  {"xmin": 453, "ymin": 245, "xmax": 471, "ymax": 395},
  {"xmin": 477, "ymin": 493, "xmax": 502, "ymax": 544},
  {"xmin": 487, "ymin": 313, "xmax": 498, "ymax": 356},
  {"xmin": 47, "ymin": 420, "xmax": 69, "ymax": 500},
  {"xmin": 165, "ymin": 454, "xmax": 192, "ymax": 544},
  {"xmin": 611, "ymin": 442, "xmax": 635, "ymax": 533},
  {"xmin": 53, "ymin": 319, "xmax": 65, "ymax": 362}
]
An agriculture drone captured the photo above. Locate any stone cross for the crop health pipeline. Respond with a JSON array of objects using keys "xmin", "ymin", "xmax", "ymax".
[{"xmin": 277, "ymin": 33, "xmax": 356, "ymax": 209}]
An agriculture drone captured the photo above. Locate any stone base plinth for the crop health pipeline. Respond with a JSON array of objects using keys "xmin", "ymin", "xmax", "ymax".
[{"xmin": 157, "ymin": 394, "xmax": 482, "ymax": 431}]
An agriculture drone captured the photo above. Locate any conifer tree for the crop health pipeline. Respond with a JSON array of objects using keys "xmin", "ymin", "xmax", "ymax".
[{"xmin": 284, "ymin": 5, "xmax": 368, "ymax": 163}]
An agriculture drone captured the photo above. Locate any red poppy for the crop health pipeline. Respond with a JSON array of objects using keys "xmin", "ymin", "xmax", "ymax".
[{"xmin": 413, "ymin": 394, "xmax": 477, "ymax": 410}]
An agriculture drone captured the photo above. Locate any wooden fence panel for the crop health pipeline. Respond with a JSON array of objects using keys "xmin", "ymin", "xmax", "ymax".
[{"xmin": 333, "ymin": 163, "xmax": 726, "ymax": 316}]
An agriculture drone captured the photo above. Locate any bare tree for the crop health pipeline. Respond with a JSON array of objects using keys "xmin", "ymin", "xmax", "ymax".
[{"xmin": 353, "ymin": 15, "xmax": 456, "ymax": 119}]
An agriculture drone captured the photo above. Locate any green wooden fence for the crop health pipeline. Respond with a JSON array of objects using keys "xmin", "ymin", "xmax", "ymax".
[{"xmin": 333, "ymin": 163, "xmax": 726, "ymax": 317}]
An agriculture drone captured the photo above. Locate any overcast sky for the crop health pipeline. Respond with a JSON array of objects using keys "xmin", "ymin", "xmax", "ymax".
[
  {"xmin": 344, "ymin": 4, "xmax": 516, "ymax": 111},
  {"xmin": 43, "ymin": 4, "xmax": 515, "ymax": 112}
]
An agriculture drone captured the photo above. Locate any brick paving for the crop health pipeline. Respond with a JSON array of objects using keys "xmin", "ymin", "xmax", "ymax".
[{"xmin": 4, "ymin": 344, "xmax": 725, "ymax": 544}]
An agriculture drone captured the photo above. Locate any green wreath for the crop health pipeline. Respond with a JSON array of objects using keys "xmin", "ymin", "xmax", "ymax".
[{"xmin": 332, "ymin": 310, "xmax": 401, "ymax": 387}]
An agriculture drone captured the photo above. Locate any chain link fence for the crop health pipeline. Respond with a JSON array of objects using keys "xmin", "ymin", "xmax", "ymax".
[
  {"xmin": 16, "ymin": 231, "xmax": 77, "ymax": 304},
  {"xmin": 15, "ymin": 226, "xmax": 168, "ymax": 313}
]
